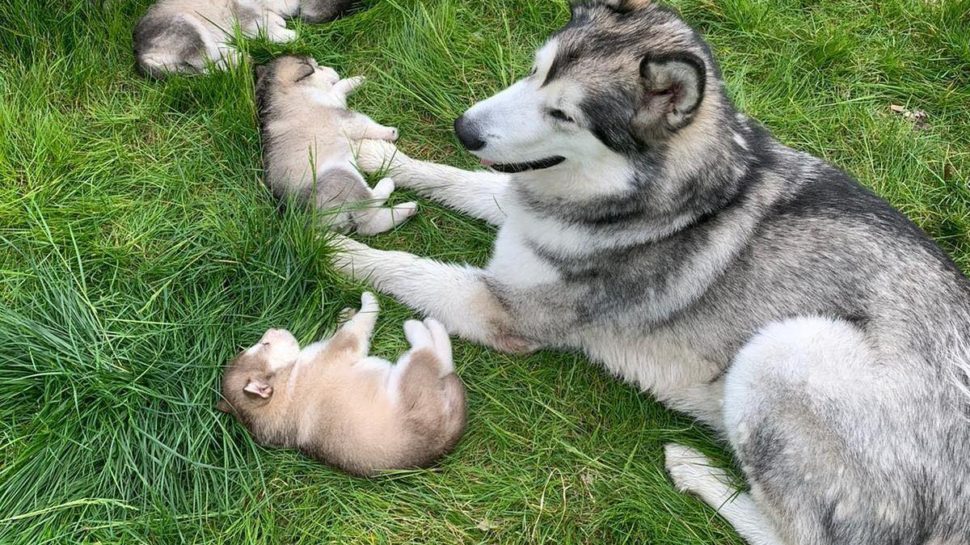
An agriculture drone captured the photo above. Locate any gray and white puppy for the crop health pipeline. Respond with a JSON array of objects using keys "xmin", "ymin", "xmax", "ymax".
[
  {"xmin": 133, "ymin": 0, "xmax": 299, "ymax": 78},
  {"xmin": 256, "ymin": 56, "xmax": 416, "ymax": 234},
  {"xmin": 298, "ymin": 0, "xmax": 356, "ymax": 23},
  {"xmin": 217, "ymin": 292, "xmax": 467, "ymax": 477},
  {"xmin": 335, "ymin": 0, "xmax": 970, "ymax": 543}
]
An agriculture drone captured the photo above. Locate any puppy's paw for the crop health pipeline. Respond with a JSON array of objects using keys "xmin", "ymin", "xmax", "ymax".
[
  {"xmin": 391, "ymin": 201, "xmax": 418, "ymax": 222},
  {"xmin": 269, "ymin": 27, "xmax": 297, "ymax": 43},
  {"xmin": 403, "ymin": 319, "xmax": 433, "ymax": 349},
  {"xmin": 372, "ymin": 177, "xmax": 395, "ymax": 199},
  {"xmin": 337, "ymin": 307, "xmax": 357, "ymax": 324}
]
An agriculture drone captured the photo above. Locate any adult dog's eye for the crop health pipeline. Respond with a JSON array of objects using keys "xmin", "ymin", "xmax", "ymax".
[{"xmin": 549, "ymin": 109, "xmax": 574, "ymax": 123}]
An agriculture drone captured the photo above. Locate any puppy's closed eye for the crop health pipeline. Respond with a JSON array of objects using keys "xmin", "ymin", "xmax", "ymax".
[{"xmin": 294, "ymin": 63, "xmax": 315, "ymax": 83}]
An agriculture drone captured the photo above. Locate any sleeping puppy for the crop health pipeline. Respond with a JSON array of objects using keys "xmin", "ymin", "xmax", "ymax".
[
  {"xmin": 255, "ymin": 55, "xmax": 416, "ymax": 234},
  {"xmin": 134, "ymin": 0, "xmax": 299, "ymax": 78},
  {"xmin": 217, "ymin": 293, "xmax": 467, "ymax": 476},
  {"xmin": 298, "ymin": 0, "xmax": 356, "ymax": 23},
  {"xmin": 133, "ymin": 0, "xmax": 358, "ymax": 78}
]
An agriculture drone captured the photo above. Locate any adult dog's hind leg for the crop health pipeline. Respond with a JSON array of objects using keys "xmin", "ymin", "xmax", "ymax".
[
  {"xmin": 719, "ymin": 317, "xmax": 911, "ymax": 545},
  {"xmin": 354, "ymin": 139, "xmax": 511, "ymax": 226},
  {"xmin": 665, "ymin": 444, "xmax": 784, "ymax": 545}
]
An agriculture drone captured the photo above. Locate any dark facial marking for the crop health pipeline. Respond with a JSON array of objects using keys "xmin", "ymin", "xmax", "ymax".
[{"xmin": 581, "ymin": 89, "xmax": 640, "ymax": 153}]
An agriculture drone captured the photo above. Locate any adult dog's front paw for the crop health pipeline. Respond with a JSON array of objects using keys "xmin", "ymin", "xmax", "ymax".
[
  {"xmin": 353, "ymin": 139, "xmax": 408, "ymax": 174},
  {"xmin": 329, "ymin": 234, "xmax": 376, "ymax": 280}
]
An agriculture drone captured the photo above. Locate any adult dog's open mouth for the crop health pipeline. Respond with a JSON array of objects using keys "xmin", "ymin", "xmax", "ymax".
[{"xmin": 482, "ymin": 156, "xmax": 565, "ymax": 174}]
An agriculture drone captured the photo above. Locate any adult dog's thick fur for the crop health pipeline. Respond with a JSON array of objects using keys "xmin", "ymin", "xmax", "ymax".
[{"xmin": 334, "ymin": 1, "xmax": 970, "ymax": 543}]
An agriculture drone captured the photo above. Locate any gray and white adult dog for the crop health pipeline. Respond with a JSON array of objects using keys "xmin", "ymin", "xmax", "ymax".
[{"xmin": 335, "ymin": 1, "xmax": 970, "ymax": 543}]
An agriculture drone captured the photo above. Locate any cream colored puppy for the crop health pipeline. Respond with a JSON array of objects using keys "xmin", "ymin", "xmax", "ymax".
[
  {"xmin": 256, "ymin": 56, "xmax": 417, "ymax": 234},
  {"xmin": 217, "ymin": 293, "xmax": 466, "ymax": 476}
]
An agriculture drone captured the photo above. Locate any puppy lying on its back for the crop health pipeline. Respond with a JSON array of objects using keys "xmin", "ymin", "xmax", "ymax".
[
  {"xmin": 134, "ymin": 0, "xmax": 299, "ymax": 78},
  {"xmin": 217, "ymin": 293, "xmax": 467, "ymax": 476},
  {"xmin": 256, "ymin": 56, "xmax": 416, "ymax": 234}
]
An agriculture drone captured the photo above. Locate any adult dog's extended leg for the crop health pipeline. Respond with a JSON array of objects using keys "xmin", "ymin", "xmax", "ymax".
[
  {"xmin": 665, "ymin": 444, "xmax": 784, "ymax": 545},
  {"xmin": 331, "ymin": 236, "xmax": 539, "ymax": 353},
  {"xmin": 353, "ymin": 139, "xmax": 510, "ymax": 226}
]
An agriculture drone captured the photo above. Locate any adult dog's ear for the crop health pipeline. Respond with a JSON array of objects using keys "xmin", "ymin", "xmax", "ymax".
[{"xmin": 634, "ymin": 53, "xmax": 706, "ymax": 138}]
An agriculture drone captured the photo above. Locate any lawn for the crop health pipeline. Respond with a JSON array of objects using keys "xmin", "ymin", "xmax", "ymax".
[{"xmin": 1, "ymin": 0, "xmax": 968, "ymax": 543}]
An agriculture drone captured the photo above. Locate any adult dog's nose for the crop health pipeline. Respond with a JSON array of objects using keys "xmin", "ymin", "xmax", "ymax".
[{"xmin": 454, "ymin": 115, "xmax": 485, "ymax": 151}]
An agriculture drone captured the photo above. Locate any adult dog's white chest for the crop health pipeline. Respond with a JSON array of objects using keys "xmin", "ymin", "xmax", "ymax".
[{"xmin": 486, "ymin": 216, "xmax": 562, "ymax": 289}]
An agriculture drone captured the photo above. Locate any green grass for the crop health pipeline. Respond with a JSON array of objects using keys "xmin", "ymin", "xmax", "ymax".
[{"xmin": 1, "ymin": 0, "xmax": 968, "ymax": 542}]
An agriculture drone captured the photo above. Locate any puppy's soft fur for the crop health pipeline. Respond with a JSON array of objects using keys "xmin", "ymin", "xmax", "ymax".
[
  {"xmin": 334, "ymin": 1, "xmax": 970, "ymax": 542},
  {"xmin": 255, "ymin": 55, "xmax": 416, "ymax": 234},
  {"xmin": 217, "ymin": 293, "xmax": 466, "ymax": 476},
  {"xmin": 298, "ymin": 0, "xmax": 356, "ymax": 23},
  {"xmin": 133, "ymin": 0, "xmax": 299, "ymax": 78}
]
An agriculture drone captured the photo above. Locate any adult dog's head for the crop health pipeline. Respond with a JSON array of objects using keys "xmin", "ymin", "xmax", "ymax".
[{"xmin": 455, "ymin": 0, "xmax": 748, "ymax": 216}]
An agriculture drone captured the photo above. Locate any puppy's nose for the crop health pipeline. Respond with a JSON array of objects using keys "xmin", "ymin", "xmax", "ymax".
[{"xmin": 454, "ymin": 115, "xmax": 485, "ymax": 151}]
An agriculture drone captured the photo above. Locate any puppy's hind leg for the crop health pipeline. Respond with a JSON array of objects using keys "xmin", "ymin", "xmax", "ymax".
[
  {"xmin": 388, "ymin": 321, "xmax": 453, "ymax": 397},
  {"xmin": 665, "ymin": 444, "xmax": 784, "ymax": 545},
  {"xmin": 353, "ymin": 178, "xmax": 417, "ymax": 235},
  {"xmin": 423, "ymin": 318, "xmax": 454, "ymax": 375},
  {"xmin": 391, "ymin": 319, "xmax": 466, "ymax": 449}
]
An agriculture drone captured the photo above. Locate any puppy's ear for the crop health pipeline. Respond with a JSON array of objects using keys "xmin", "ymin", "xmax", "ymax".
[
  {"xmin": 243, "ymin": 379, "xmax": 273, "ymax": 399},
  {"xmin": 216, "ymin": 399, "xmax": 232, "ymax": 413},
  {"xmin": 634, "ymin": 53, "xmax": 706, "ymax": 138},
  {"xmin": 254, "ymin": 64, "xmax": 268, "ymax": 81}
]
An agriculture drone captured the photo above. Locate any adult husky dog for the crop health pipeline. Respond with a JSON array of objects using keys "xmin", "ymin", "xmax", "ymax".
[{"xmin": 334, "ymin": 1, "xmax": 970, "ymax": 543}]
